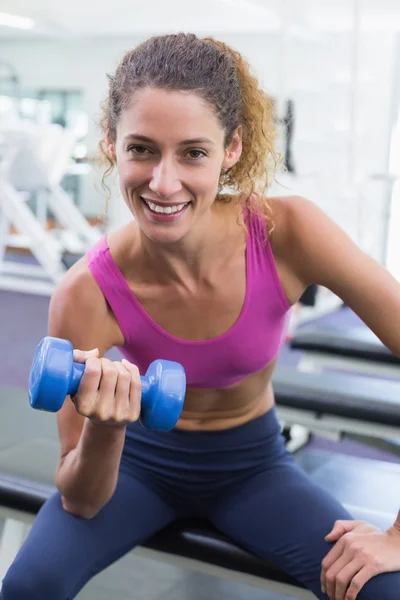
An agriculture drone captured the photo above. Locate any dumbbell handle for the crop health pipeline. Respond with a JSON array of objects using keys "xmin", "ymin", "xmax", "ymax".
[{"xmin": 69, "ymin": 361, "xmax": 152, "ymax": 407}]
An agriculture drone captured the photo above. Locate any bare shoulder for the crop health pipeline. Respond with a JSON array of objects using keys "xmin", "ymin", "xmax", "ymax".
[
  {"xmin": 267, "ymin": 194, "xmax": 312, "ymax": 251},
  {"xmin": 263, "ymin": 195, "xmax": 311, "ymax": 303},
  {"xmin": 267, "ymin": 193, "xmax": 396, "ymax": 302},
  {"xmin": 267, "ymin": 193, "xmax": 334, "ymax": 274},
  {"xmin": 48, "ymin": 255, "xmax": 122, "ymax": 354}
]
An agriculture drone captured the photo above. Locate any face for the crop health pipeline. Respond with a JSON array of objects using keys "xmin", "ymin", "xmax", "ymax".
[{"xmin": 107, "ymin": 87, "xmax": 242, "ymax": 244}]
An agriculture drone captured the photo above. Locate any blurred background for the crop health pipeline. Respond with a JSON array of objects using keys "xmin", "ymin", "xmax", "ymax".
[
  {"xmin": 2, "ymin": 3, "xmax": 400, "ymax": 599},
  {"xmin": 1, "ymin": 0, "xmax": 400, "ymax": 284}
]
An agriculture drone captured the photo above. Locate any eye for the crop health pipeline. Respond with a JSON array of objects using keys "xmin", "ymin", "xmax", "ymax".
[
  {"xmin": 128, "ymin": 145, "xmax": 151, "ymax": 155},
  {"xmin": 186, "ymin": 149, "xmax": 207, "ymax": 159}
]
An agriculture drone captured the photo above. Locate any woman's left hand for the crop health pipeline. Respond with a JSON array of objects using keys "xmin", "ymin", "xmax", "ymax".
[{"xmin": 320, "ymin": 519, "xmax": 400, "ymax": 600}]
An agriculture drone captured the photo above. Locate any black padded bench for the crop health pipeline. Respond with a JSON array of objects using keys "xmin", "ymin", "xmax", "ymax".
[
  {"xmin": 1, "ymin": 451, "xmax": 399, "ymax": 600},
  {"xmin": 0, "ymin": 473, "xmax": 309, "ymax": 598},
  {"xmin": 1, "ymin": 370, "xmax": 400, "ymax": 598},
  {"xmin": 272, "ymin": 366, "xmax": 400, "ymax": 445},
  {"xmin": 291, "ymin": 321, "xmax": 400, "ymax": 380},
  {"xmin": 291, "ymin": 324, "xmax": 397, "ymax": 364}
]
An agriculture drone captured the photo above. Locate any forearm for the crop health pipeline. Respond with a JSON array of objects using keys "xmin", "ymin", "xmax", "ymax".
[{"xmin": 56, "ymin": 419, "xmax": 127, "ymax": 518}]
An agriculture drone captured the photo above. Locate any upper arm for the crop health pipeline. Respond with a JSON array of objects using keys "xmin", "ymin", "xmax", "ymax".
[
  {"xmin": 284, "ymin": 195, "xmax": 400, "ymax": 355},
  {"xmin": 48, "ymin": 259, "xmax": 115, "ymax": 462}
]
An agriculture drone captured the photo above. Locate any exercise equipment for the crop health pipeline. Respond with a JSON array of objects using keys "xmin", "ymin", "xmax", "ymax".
[
  {"xmin": 273, "ymin": 365, "xmax": 400, "ymax": 444},
  {"xmin": 0, "ymin": 114, "xmax": 101, "ymax": 295},
  {"xmin": 28, "ymin": 336, "xmax": 186, "ymax": 431},
  {"xmin": 2, "ymin": 368, "xmax": 400, "ymax": 598},
  {"xmin": 291, "ymin": 308, "xmax": 400, "ymax": 380}
]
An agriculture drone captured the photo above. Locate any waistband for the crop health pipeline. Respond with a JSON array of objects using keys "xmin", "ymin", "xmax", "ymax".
[{"xmin": 125, "ymin": 405, "xmax": 282, "ymax": 451}]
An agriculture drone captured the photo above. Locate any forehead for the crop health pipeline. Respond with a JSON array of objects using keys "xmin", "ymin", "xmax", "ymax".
[{"xmin": 117, "ymin": 87, "xmax": 223, "ymax": 141}]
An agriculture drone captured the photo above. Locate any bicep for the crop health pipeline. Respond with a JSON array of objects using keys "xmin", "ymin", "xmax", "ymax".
[
  {"xmin": 48, "ymin": 266, "xmax": 112, "ymax": 461},
  {"xmin": 288, "ymin": 196, "xmax": 400, "ymax": 355}
]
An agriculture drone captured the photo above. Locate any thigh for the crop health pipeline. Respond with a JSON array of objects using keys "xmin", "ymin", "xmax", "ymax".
[
  {"xmin": 210, "ymin": 461, "xmax": 353, "ymax": 599},
  {"xmin": 1, "ymin": 470, "xmax": 177, "ymax": 600}
]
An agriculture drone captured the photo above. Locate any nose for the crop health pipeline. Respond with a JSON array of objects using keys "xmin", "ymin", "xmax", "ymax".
[{"xmin": 149, "ymin": 158, "xmax": 182, "ymax": 198}]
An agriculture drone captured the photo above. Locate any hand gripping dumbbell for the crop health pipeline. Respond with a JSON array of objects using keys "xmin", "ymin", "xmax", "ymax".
[{"xmin": 28, "ymin": 336, "xmax": 186, "ymax": 431}]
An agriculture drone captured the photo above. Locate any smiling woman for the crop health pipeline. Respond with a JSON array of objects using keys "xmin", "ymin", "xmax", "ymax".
[
  {"xmin": 3, "ymin": 30, "xmax": 400, "ymax": 600},
  {"xmin": 99, "ymin": 33, "xmax": 280, "ymax": 234}
]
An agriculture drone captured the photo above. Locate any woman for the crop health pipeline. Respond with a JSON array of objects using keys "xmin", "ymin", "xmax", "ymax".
[{"xmin": 2, "ymin": 33, "xmax": 400, "ymax": 600}]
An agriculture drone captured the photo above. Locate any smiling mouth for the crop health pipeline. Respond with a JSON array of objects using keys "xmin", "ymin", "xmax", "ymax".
[{"xmin": 140, "ymin": 197, "xmax": 190, "ymax": 215}]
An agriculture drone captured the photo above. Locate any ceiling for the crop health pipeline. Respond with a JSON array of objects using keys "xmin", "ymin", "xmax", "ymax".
[{"xmin": 1, "ymin": 0, "xmax": 400, "ymax": 40}]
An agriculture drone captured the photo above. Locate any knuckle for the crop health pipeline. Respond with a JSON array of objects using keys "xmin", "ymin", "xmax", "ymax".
[
  {"xmin": 102, "ymin": 363, "xmax": 117, "ymax": 378},
  {"xmin": 343, "ymin": 533, "xmax": 353, "ymax": 545},
  {"xmin": 73, "ymin": 395, "xmax": 93, "ymax": 416},
  {"xmin": 119, "ymin": 370, "xmax": 131, "ymax": 384},
  {"xmin": 347, "ymin": 584, "xmax": 359, "ymax": 599},
  {"xmin": 325, "ymin": 571, "xmax": 334, "ymax": 584},
  {"xmin": 76, "ymin": 404, "xmax": 91, "ymax": 418},
  {"xmin": 371, "ymin": 556, "xmax": 382, "ymax": 570},
  {"xmin": 113, "ymin": 413, "xmax": 126, "ymax": 424},
  {"xmin": 96, "ymin": 409, "xmax": 111, "ymax": 422},
  {"xmin": 84, "ymin": 360, "xmax": 101, "ymax": 379}
]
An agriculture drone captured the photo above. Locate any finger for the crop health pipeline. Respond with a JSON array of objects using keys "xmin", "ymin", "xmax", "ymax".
[
  {"xmin": 113, "ymin": 362, "xmax": 133, "ymax": 423},
  {"xmin": 73, "ymin": 348, "xmax": 99, "ymax": 363},
  {"xmin": 321, "ymin": 538, "xmax": 352, "ymax": 593},
  {"xmin": 345, "ymin": 565, "xmax": 377, "ymax": 600},
  {"xmin": 324, "ymin": 551, "xmax": 356, "ymax": 599},
  {"xmin": 72, "ymin": 356, "xmax": 102, "ymax": 416},
  {"xmin": 94, "ymin": 358, "xmax": 119, "ymax": 422},
  {"xmin": 325, "ymin": 520, "xmax": 365, "ymax": 542},
  {"xmin": 321, "ymin": 537, "xmax": 346, "ymax": 591},
  {"xmin": 122, "ymin": 359, "xmax": 141, "ymax": 422},
  {"xmin": 331, "ymin": 558, "xmax": 364, "ymax": 600}
]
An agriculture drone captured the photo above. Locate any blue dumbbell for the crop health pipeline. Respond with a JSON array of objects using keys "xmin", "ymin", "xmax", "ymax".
[{"xmin": 28, "ymin": 336, "xmax": 186, "ymax": 431}]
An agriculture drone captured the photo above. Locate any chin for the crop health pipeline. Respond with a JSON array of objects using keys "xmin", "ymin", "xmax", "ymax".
[{"xmin": 136, "ymin": 220, "xmax": 188, "ymax": 245}]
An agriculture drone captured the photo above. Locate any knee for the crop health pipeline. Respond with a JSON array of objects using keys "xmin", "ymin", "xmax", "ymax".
[
  {"xmin": 1, "ymin": 556, "xmax": 68, "ymax": 600},
  {"xmin": 356, "ymin": 570, "xmax": 400, "ymax": 600}
]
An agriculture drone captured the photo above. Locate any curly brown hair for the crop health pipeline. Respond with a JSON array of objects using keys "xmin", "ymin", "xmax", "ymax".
[{"xmin": 99, "ymin": 32, "xmax": 281, "ymax": 232}]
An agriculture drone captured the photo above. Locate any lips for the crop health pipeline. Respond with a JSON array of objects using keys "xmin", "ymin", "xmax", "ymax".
[
  {"xmin": 141, "ymin": 197, "xmax": 188, "ymax": 207},
  {"xmin": 140, "ymin": 197, "xmax": 190, "ymax": 216},
  {"xmin": 140, "ymin": 196, "xmax": 190, "ymax": 219}
]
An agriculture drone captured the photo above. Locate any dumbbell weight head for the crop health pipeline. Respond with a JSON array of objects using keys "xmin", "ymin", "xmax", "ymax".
[
  {"xmin": 29, "ymin": 336, "xmax": 186, "ymax": 431},
  {"xmin": 139, "ymin": 359, "xmax": 185, "ymax": 431},
  {"xmin": 29, "ymin": 337, "xmax": 79, "ymax": 413}
]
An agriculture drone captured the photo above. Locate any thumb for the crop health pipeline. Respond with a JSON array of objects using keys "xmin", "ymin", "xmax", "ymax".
[
  {"xmin": 73, "ymin": 348, "xmax": 99, "ymax": 363},
  {"xmin": 325, "ymin": 520, "xmax": 363, "ymax": 541}
]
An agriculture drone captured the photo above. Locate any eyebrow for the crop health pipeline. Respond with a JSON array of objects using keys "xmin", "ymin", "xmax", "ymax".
[{"xmin": 124, "ymin": 134, "xmax": 215, "ymax": 146}]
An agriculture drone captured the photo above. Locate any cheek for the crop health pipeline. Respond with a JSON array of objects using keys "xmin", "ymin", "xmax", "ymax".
[
  {"xmin": 117, "ymin": 161, "xmax": 144, "ymax": 188},
  {"xmin": 194, "ymin": 161, "xmax": 222, "ymax": 190}
]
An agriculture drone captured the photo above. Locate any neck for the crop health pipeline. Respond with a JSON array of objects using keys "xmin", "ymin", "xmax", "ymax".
[{"xmin": 138, "ymin": 205, "xmax": 241, "ymax": 285}]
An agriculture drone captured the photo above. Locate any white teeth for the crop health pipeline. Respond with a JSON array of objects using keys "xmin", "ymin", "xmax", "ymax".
[{"xmin": 144, "ymin": 199, "xmax": 188, "ymax": 215}]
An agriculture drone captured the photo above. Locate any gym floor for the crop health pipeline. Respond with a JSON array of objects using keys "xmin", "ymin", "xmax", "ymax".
[{"xmin": 1, "ymin": 285, "xmax": 399, "ymax": 600}]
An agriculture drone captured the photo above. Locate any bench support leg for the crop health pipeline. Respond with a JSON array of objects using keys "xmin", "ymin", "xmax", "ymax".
[{"xmin": 0, "ymin": 518, "xmax": 30, "ymax": 583}]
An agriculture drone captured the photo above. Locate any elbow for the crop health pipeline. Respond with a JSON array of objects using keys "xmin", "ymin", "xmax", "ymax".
[{"xmin": 61, "ymin": 496, "xmax": 104, "ymax": 520}]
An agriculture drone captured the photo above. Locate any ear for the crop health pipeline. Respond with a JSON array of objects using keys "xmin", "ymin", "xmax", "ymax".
[
  {"xmin": 105, "ymin": 127, "xmax": 117, "ymax": 162},
  {"xmin": 222, "ymin": 126, "xmax": 243, "ymax": 170}
]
